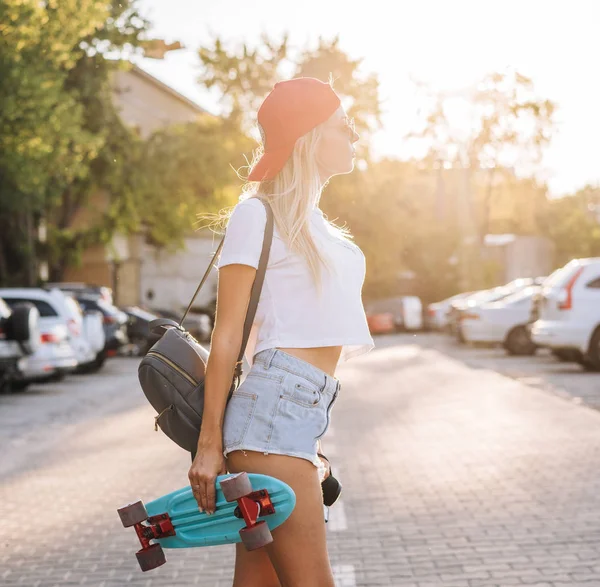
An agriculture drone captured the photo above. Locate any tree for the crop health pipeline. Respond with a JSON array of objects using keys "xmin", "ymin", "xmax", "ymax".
[
  {"xmin": 140, "ymin": 116, "xmax": 254, "ymax": 249},
  {"xmin": 198, "ymin": 33, "xmax": 291, "ymax": 125},
  {"xmin": 43, "ymin": 1, "xmax": 150, "ymax": 280},
  {"xmin": 0, "ymin": 0, "xmax": 152, "ymax": 284},
  {"xmin": 197, "ymin": 33, "xmax": 382, "ymax": 147},
  {"xmin": 0, "ymin": 0, "xmax": 108, "ymax": 283},
  {"xmin": 407, "ymin": 70, "xmax": 557, "ymax": 289},
  {"xmin": 538, "ymin": 185, "xmax": 600, "ymax": 267},
  {"xmin": 0, "ymin": 0, "xmax": 261, "ymax": 286}
]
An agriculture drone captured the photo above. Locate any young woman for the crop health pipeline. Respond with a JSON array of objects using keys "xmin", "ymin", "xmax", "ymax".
[{"xmin": 189, "ymin": 77, "xmax": 374, "ymax": 587}]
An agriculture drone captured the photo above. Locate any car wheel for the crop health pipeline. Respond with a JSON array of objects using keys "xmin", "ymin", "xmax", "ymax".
[
  {"xmin": 45, "ymin": 371, "xmax": 66, "ymax": 383},
  {"xmin": 11, "ymin": 380, "xmax": 30, "ymax": 392},
  {"xmin": 585, "ymin": 328, "xmax": 600, "ymax": 372},
  {"xmin": 505, "ymin": 325, "xmax": 537, "ymax": 356},
  {"xmin": 92, "ymin": 350, "xmax": 107, "ymax": 370}
]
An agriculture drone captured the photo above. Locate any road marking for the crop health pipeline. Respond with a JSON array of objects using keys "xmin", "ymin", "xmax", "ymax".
[
  {"xmin": 327, "ymin": 498, "xmax": 347, "ymax": 531},
  {"xmin": 332, "ymin": 564, "xmax": 357, "ymax": 587}
]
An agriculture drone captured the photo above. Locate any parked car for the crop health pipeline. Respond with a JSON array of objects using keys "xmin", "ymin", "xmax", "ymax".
[
  {"xmin": 151, "ymin": 307, "xmax": 212, "ymax": 342},
  {"xmin": 0, "ymin": 298, "xmax": 40, "ymax": 392},
  {"xmin": 0, "ymin": 288, "xmax": 83, "ymax": 386},
  {"xmin": 57, "ymin": 292, "xmax": 105, "ymax": 369},
  {"xmin": 366, "ymin": 296, "xmax": 423, "ymax": 332},
  {"xmin": 401, "ymin": 296, "xmax": 423, "ymax": 330},
  {"xmin": 0, "ymin": 288, "xmax": 92, "ymax": 379},
  {"xmin": 75, "ymin": 295, "xmax": 128, "ymax": 369},
  {"xmin": 47, "ymin": 282, "xmax": 114, "ymax": 305},
  {"xmin": 366, "ymin": 298, "xmax": 405, "ymax": 331},
  {"xmin": 366, "ymin": 312, "xmax": 396, "ymax": 334},
  {"xmin": 530, "ymin": 258, "xmax": 600, "ymax": 370},
  {"xmin": 460, "ymin": 285, "xmax": 540, "ymax": 355},
  {"xmin": 4, "ymin": 288, "xmax": 104, "ymax": 368},
  {"xmin": 188, "ymin": 297, "xmax": 217, "ymax": 331},
  {"xmin": 121, "ymin": 306, "xmax": 161, "ymax": 356},
  {"xmin": 449, "ymin": 278, "xmax": 541, "ymax": 342},
  {"xmin": 426, "ymin": 292, "xmax": 475, "ymax": 331}
]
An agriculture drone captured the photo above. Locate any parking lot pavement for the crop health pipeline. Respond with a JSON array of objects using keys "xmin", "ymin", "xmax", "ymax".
[
  {"xmin": 3, "ymin": 343, "xmax": 600, "ymax": 586},
  {"xmin": 386, "ymin": 332, "xmax": 600, "ymax": 410}
]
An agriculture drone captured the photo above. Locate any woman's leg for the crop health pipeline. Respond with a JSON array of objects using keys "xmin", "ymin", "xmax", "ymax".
[{"xmin": 228, "ymin": 449, "xmax": 335, "ymax": 587}]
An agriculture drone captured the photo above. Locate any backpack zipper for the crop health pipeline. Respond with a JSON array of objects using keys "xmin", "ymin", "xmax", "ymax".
[
  {"xmin": 146, "ymin": 350, "xmax": 197, "ymax": 387},
  {"xmin": 154, "ymin": 404, "xmax": 174, "ymax": 431}
]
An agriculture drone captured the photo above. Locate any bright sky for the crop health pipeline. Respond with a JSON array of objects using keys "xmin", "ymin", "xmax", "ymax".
[{"xmin": 136, "ymin": 0, "xmax": 600, "ymax": 197}]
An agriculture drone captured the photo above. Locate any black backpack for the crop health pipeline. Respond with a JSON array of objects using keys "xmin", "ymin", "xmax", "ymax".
[{"xmin": 138, "ymin": 200, "xmax": 274, "ymax": 453}]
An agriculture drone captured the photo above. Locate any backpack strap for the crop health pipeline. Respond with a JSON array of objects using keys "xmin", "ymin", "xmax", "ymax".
[
  {"xmin": 178, "ymin": 199, "xmax": 274, "ymax": 380},
  {"xmin": 235, "ymin": 200, "xmax": 274, "ymax": 378}
]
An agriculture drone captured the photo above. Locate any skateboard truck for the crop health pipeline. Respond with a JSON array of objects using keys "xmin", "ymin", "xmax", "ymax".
[
  {"xmin": 117, "ymin": 501, "xmax": 175, "ymax": 572},
  {"xmin": 134, "ymin": 512, "xmax": 176, "ymax": 547},
  {"xmin": 220, "ymin": 472, "xmax": 276, "ymax": 551},
  {"xmin": 233, "ymin": 488, "xmax": 275, "ymax": 522}
]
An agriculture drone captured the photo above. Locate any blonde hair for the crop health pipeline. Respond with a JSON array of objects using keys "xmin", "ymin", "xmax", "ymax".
[{"xmin": 201, "ymin": 119, "xmax": 355, "ymax": 296}]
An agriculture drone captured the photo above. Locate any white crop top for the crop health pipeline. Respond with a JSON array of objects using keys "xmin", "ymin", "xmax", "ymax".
[{"xmin": 215, "ymin": 197, "xmax": 374, "ymax": 367}]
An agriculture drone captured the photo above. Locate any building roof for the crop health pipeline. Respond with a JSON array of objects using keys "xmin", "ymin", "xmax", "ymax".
[{"xmin": 129, "ymin": 64, "xmax": 209, "ymax": 115}]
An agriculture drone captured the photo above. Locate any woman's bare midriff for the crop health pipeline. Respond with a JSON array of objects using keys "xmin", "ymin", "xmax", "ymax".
[{"xmin": 275, "ymin": 346, "xmax": 342, "ymax": 378}]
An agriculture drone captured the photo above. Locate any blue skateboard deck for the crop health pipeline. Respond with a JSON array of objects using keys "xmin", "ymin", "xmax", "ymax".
[
  {"xmin": 118, "ymin": 472, "xmax": 296, "ymax": 571},
  {"xmin": 146, "ymin": 473, "xmax": 295, "ymax": 548}
]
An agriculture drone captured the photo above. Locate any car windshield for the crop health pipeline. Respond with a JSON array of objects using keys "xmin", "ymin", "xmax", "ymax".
[
  {"xmin": 475, "ymin": 288, "xmax": 510, "ymax": 303},
  {"xmin": 493, "ymin": 286, "xmax": 538, "ymax": 306},
  {"xmin": 3, "ymin": 297, "xmax": 57, "ymax": 317}
]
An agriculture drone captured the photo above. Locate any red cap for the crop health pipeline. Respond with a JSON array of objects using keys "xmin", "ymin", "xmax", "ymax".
[{"xmin": 247, "ymin": 77, "xmax": 341, "ymax": 182}]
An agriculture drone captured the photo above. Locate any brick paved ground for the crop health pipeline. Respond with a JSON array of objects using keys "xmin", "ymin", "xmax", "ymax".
[{"xmin": 3, "ymin": 338, "xmax": 600, "ymax": 586}]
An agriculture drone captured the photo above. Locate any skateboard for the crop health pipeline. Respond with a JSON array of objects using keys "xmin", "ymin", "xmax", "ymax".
[{"xmin": 117, "ymin": 472, "xmax": 296, "ymax": 572}]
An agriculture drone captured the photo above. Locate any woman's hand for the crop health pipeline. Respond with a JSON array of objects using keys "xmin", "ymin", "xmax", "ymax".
[{"xmin": 188, "ymin": 446, "xmax": 227, "ymax": 514}]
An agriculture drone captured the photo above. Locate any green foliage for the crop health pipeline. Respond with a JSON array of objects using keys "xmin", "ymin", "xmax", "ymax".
[
  {"xmin": 405, "ymin": 70, "xmax": 558, "ymax": 291},
  {"xmin": 0, "ymin": 0, "xmax": 155, "ymax": 282},
  {"xmin": 0, "ymin": 0, "xmax": 106, "ymax": 202},
  {"xmin": 0, "ymin": 0, "xmax": 256, "ymax": 285},
  {"xmin": 198, "ymin": 33, "xmax": 291, "ymax": 121},
  {"xmin": 538, "ymin": 186, "xmax": 600, "ymax": 267},
  {"xmin": 0, "ymin": 0, "xmax": 111, "ymax": 283},
  {"xmin": 2, "ymin": 12, "xmax": 598, "ymax": 303},
  {"xmin": 198, "ymin": 32, "xmax": 382, "ymax": 149},
  {"xmin": 140, "ymin": 116, "xmax": 254, "ymax": 248},
  {"xmin": 325, "ymin": 159, "xmax": 462, "ymax": 302}
]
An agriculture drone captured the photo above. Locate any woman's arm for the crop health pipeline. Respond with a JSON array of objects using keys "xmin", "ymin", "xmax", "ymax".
[{"xmin": 188, "ymin": 262, "xmax": 257, "ymax": 513}]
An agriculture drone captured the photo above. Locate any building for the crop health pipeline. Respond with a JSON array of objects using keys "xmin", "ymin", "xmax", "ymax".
[
  {"xmin": 483, "ymin": 234, "xmax": 555, "ymax": 284},
  {"xmin": 63, "ymin": 65, "xmax": 219, "ymax": 309}
]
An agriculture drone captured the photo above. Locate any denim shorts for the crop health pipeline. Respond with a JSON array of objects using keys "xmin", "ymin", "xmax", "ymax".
[{"xmin": 222, "ymin": 348, "xmax": 341, "ymax": 476}]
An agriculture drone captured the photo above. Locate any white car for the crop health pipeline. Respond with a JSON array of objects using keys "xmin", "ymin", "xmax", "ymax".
[
  {"xmin": 0, "ymin": 297, "xmax": 41, "ymax": 391},
  {"xmin": 530, "ymin": 258, "xmax": 600, "ymax": 370},
  {"xmin": 460, "ymin": 286, "xmax": 540, "ymax": 355},
  {"xmin": 0, "ymin": 289, "xmax": 79, "ymax": 383},
  {"xmin": 450, "ymin": 278, "xmax": 544, "ymax": 341},
  {"xmin": 401, "ymin": 296, "xmax": 423, "ymax": 330},
  {"xmin": 0, "ymin": 288, "xmax": 104, "ymax": 381},
  {"xmin": 61, "ymin": 293, "xmax": 106, "ymax": 367},
  {"xmin": 427, "ymin": 292, "xmax": 475, "ymax": 331}
]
